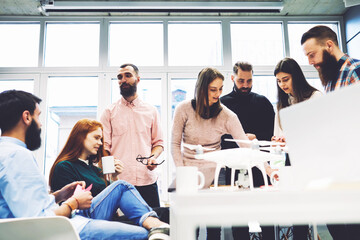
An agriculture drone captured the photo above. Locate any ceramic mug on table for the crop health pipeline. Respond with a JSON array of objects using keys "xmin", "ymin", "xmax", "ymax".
[
  {"xmin": 176, "ymin": 166, "xmax": 205, "ymax": 195},
  {"xmin": 102, "ymin": 156, "xmax": 116, "ymax": 174}
]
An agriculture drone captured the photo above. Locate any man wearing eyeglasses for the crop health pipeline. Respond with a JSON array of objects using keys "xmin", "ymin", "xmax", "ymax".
[{"xmin": 100, "ymin": 63, "xmax": 164, "ymax": 208}]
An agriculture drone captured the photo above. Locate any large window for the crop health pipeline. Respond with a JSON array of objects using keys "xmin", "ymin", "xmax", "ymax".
[
  {"xmin": 0, "ymin": 17, "xmax": 342, "ymax": 202},
  {"xmin": 44, "ymin": 76, "xmax": 98, "ymax": 181},
  {"xmin": 0, "ymin": 23, "xmax": 40, "ymax": 67},
  {"xmin": 288, "ymin": 23, "xmax": 339, "ymax": 65},
  {"xmin": 252, "ymin": 76, "xmax": 278, "ymax": 107},
  {"xmin": 109, "ymin": 22, "xmax": 164, "ymax": 66},
  {"xmin": 111, "ymin": 78, "xmax": 162, "ymax": 115},
  {"xmin": 231, "ymin": 22, "xmax": 284, "ymax": 65},
  {"xmin": 45, "ymin": 23, "xmax": 100, "ymax": 67},
  {"xmin": 0, "ymin": 79, "xmax": 34, "ymax": 93},
  {"xmin": 170, "ymin": 78, "xmax": 196, "ymax": 117},
  {"xmin": 168, "ymin": 22, "xmax": 223, "ymax": 66}
]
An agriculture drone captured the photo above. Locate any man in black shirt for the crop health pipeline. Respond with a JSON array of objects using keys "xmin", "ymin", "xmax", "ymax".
[
  {"xmin": 221, "ymin": 61, "xmax": 275, "ymax": 240},
  {"xmin": 221, "ymin": 61, "xmax": 275, "ymax": 186}
]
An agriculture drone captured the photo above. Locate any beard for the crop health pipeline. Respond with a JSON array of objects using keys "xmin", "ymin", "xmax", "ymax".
[
  {"xmin": 234, "ymin": 83, "xmax": 252, "ymax": 95},
  {"xmin": 25, "ymin": 119, "xmax": 41, "ymax": 151},
  {"xmin": 316, "ymin": 50, "xmax": 340, "ymax": 87},
  {"xmin": 120, "ymin": 82, "xmax": 137, "ymax": 97}
]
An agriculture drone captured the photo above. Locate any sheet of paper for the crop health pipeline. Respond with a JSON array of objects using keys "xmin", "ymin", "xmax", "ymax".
[{"xmin": 74, "ymin": 183, "xmax": 92, "ymax": 194}]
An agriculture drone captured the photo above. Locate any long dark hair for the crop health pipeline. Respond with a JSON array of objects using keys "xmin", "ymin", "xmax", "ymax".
[
  {"xmin": 49, "ymin": 119, "xmax": 108, "ymax": 187},
  {"xmin": 194, "ymin": 67, "xmax": 223, "ymax": 119},
  {"xmin": 274, "ymin": 57, "xmax": 318, "ymax": 112}
]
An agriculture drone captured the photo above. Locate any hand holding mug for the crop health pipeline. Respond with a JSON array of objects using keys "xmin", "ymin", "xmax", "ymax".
[{"xmin": 111, "ymin": 159, "xmax": 124, "ymax": 180}]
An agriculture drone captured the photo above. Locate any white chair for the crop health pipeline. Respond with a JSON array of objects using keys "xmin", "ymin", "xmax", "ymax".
[{"xmin": 0, "ymin": 216, "xmax": 80, "ymax": 240}]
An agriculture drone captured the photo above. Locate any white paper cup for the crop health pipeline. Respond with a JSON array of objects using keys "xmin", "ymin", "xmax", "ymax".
[
  {"xmin": 176, "ymin": 166, "xmax": 205, "ymax": 195},
  {"xmin": 102, "ymin": 156, "xmax": 115, "ymax": 174}
]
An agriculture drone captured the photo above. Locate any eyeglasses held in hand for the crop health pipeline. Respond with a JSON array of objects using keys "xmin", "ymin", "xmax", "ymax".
[{"xmin": 136, "ymin": 154, "xmax": 165, "ymax": 165}]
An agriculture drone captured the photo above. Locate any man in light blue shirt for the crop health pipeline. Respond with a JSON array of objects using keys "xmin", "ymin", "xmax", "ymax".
[
  {"xmin": 0, "ymin": 90, "xmax": 170, "ymax": 240},
  {"xmin": 0, "ymin": 136, "xmax": 59, "ymax": 218}
]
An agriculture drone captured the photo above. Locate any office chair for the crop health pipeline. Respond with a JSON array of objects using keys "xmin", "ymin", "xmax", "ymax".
[{"xmin": 0, "ymin": 216, "xmax": 80, "ymax": 240}]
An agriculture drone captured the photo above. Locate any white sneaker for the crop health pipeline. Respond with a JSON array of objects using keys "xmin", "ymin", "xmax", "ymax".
[{"xmin": 148, "ymin": 225, "xmax": 170, "ymax": 240}]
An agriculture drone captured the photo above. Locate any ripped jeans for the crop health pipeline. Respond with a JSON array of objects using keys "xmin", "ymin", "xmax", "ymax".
[{"xmin": 77, "ymin": 180, "xmax": 158, "ymax": 240}]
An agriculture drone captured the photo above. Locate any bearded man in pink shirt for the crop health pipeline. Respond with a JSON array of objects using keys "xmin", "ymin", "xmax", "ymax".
[{"xmin": 100, "ymin": 63, "xmax": 164, "ymax": 208}]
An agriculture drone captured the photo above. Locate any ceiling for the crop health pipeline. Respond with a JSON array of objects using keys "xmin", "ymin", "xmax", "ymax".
[{"xmin": 0, "ymin": 0, "xmax": 351, "ymax": 17}]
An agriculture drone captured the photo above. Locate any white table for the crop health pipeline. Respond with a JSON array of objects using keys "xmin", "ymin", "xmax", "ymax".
[{"xmin": 170, "ymin": 188, "xmax": 360, "ymax": 240}]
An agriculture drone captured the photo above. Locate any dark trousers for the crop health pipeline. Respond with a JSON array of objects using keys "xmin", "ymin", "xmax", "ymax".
[
  {"xmin": 135, "ymin": 182, "xmax": 160, "ymax": 208},
  {"xmin": 327, "ymin": 223, "xmax": 360, "ymax": 240},
  {"xmin": 196, "ymin": 227, "xmax": 221, "ymax": 240},
  {"xmin": 327, "ymin": 224, "xmax": 349, "ymax": 240},
  {"xmin": 206, "ymin": 227, "xmax": 221, "ymax": 240},
  {"xmin": 293, "ymin": 225, "xmax": 309, "ymax": 239}
]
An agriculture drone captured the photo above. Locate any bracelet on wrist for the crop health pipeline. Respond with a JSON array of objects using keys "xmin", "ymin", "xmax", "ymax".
[
  {"xmin": 72, "ymin": 197, "xmax": 80, "ymax": 209},
  {"xmin": 63, "ymin": 198, "xmax": 77, "ymax": 211},
  {"xmin": 63, "ymin": 202, "xmax": 74, "ymax": 211}
]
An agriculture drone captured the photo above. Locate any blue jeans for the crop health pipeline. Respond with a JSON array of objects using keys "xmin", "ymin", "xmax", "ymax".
[{"xmin": 77, "ymin": 180, "xmax": 158, "ymax": 240}]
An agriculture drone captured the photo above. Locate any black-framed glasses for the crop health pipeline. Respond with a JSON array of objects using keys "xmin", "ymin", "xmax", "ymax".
[{"xmin": 136, "ymin": 154, "xmax": 165, "ymax": 165}]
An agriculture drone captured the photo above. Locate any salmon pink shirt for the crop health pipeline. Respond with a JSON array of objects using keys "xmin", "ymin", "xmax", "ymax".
[{"xmin": 100, "ymin": 96, "xmax": 164, "ymax": 186}]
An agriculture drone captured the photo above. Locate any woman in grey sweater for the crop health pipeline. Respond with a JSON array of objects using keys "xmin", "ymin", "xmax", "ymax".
[
  {"xmin": 171, "ymin": 67, "xmax": 277, "ymax": 240},
  {"xmin": 171, "ymin": 67, "xmax": 252, "ymax": 182}
]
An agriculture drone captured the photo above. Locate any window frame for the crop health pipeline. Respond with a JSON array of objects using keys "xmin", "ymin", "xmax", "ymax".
[
  {"xmin": 0, "ymin": 15, "xmax": 344, "ymax": 202},
  {"xmin": 0, "ymin": 21, "xmax": 41, "ymax": 67},
  {"xmin": 44, "ymin": 21, "xmax": 101, "ymax": 67},
  {"xmin": 230, "ymin": 21, "xmax": 285, "ymax": 66}
]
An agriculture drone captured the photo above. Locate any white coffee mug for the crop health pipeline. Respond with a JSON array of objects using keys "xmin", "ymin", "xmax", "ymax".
[
  {"xmin": 176, "ymin": 166, "xmax": 205, "ymax": 195},
  {"xmin": 102, "ymin": 156, "xmax": 115, "ymax": 174}
]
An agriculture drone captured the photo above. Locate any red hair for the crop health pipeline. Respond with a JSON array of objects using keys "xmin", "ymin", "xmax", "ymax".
[{"xmin": 49, "ymin": 118, "xmax": 108, "ymax": 187}]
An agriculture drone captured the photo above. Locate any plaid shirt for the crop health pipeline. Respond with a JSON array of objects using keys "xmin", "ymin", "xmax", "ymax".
[{"xmin": 325, "ymin": 54, "xmax": 360, "ymax": 92}]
